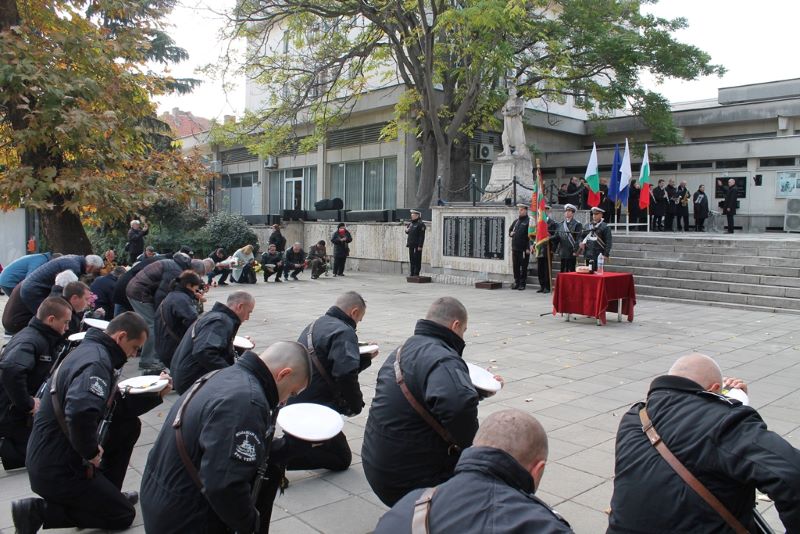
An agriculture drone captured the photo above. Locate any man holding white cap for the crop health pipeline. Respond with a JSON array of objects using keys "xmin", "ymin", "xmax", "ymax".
[
  {"xmin": 578, "ymin": 207, "xmax": 611, "ymax": 271},
  {"xmin": 554, "ymin": 204, "xmax": 583, "ymax": 273}
]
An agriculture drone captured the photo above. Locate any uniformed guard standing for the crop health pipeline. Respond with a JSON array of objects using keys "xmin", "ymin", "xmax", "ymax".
[
  {"xmin": 578, "ymin": 207, "xmax": 612, "ymax": 271},
  {"xmin": 405, "ymin": 210, "xmax": 426, "ymax": 277},
  {"xmin": 140, "ymin": 342, "xmax": 311, "ymax": 534},
  {"xmin": 609, "ymin": 353, "xmax": 800, "ymax": 533},
  {"xmin": 508, "ymin": 204, "xmax": 531, "ymax": 290},
  {"xmin": 12, "ymin": 313, "xmax": 169, "ymax": 533},
  {"xmin": 554, "ymin": 204, "xmax": 583, "ymax": 273},
  {"xmin": 0, "ymin": 298, "xmax": 71, "ymax": 470}
]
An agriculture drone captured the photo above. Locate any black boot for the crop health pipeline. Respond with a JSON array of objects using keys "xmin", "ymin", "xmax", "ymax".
[
  {"xmin": 12, "ymin": 498, "xmax": 45, "ymax": 534},
  {"xmin": 511, "ymin": 282, "xmax": 519, "ymax": 290},
  {"xmin": 123, "ymin": 491, "xmax": 139, "ymax": 505}
]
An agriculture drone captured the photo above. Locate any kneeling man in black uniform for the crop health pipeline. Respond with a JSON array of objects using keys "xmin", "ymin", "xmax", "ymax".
[
  {"xmin": 375, "ymin": 409, "xmax": 573, "ymax": 533},
  {"xmin": 12, "ymin": 312, "xmax": 170, "ymax": 533},
  {"xmin": 140, "ymin": 341, "xmax": 310, "ymax": 534}
]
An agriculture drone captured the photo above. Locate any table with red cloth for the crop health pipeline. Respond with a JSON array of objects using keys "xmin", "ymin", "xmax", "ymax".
[{"xmin": 552, "ymin": 272, "xmax": 636, "ymax": 326}]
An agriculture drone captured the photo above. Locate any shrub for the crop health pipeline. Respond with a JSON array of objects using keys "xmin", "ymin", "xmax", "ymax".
[{"xmin": 200, "ymin": 212, "xmax": 259, "ymax": 256}]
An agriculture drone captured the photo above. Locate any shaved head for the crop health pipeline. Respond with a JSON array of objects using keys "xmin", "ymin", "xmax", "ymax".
[
  {"xmin": 259, "ymin": 341, "xmax": 312, "ymax": 403},
  {"xmin": 668, "ymin": 353, "xmax": 723, "ymax": 390},
  {"xmin": 474, "ymin": 409, "xmax": 548, "ymax": 469},
  {"xmin": 425, "ymin": 297, "xmax": 467, "ymax": 327},
  {"xmin": 335, "ymin": 291, "xmax": 366, "ymax": 313}
]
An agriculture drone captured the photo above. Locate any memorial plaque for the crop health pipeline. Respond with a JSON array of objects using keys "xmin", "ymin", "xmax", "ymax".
[{"xmin": 443, "ymin": 216, "xmax": 505, "ymax": 259}]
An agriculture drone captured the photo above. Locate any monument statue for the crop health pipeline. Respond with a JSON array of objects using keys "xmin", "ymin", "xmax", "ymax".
[{"xmin": 481, "ymin": 85, "xmax": 534, "ymax": 203}]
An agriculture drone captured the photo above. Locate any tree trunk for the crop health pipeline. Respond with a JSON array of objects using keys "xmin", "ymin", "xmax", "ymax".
[
  {"xmin": 449, "ymin": 132, "xmax": 471, "ymax": 202},
  {"xmin": 434, "ymin": 146, "xmax": 453, "ymax": 207},
  {"xmin": 41, "ymin": 205, "xmax": 93, "ymax": 254},
  {"xmin": 415, "ymin": 123, "xmax": 438, "ymax": 208}
]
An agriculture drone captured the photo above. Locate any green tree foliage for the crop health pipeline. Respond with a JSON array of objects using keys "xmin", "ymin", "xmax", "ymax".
[
  {"xmin": 0, "ymin": 0, "xmax": 211, "ymax": 253},
  {"xmin": 200, "ymin": 212, "xmax": 259, "ymax": 255},
  {"xmin": 220, "ymin": 0, "xmax": 722, "ymax": 206}
]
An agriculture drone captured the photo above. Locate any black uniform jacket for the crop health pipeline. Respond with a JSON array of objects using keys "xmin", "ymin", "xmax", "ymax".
[
  {"xmin": 651, "ymin": 187, "xmax": 668, "ymax": 217},
  {"xmin": 362, "ymin": 320, "xmax": 480, "ymax": 497},
  {"xmin": 608, "ymin": 375, "xmax": 800, "ymax": 533},
  {"xmin": 375, "ymin": 446, "xmax": 574, "ymax": 534},
  {"xmin": 154, "ymin": 287, "xmax": 199, "ymax": 367},
  {"xmin": 509, "ymin": 215, "xmax": 531, "ymax": 251},
  {"xmin": 140, "ymin": 351, "xmax": 278, "ymax": 534},
  {"xmin": 171, "ymin": 302, "xmax": 242, "ymax": 395},
  {"xmin": 0, "ymin": 317, "xmax": 65, "ymax": 426},
  {"xmin": 554, "ymin": 218, "xmax": 583, "ymax": 259},
  {"xmin": 406, "ymin": 219, "xmax": 426, "ymax": 248},
  {"xmin": 581, "ymin": 220, "xmax": 613, "ymax": 257},
  {"xmin": 289, "ymin": 306, "xmax": 368, "ymax": 416},
  {"xmin": 20, "ymin": 255, "xmax": 85, "ymax": 314},
  {"xmin": 26, "ymin": 329, "xmax": 161, "ymax": 476}
]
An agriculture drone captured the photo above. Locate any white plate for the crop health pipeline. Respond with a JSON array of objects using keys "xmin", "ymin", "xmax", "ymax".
[
  {"xmin": 723, "ymin": 387, "xmax": 749, "ymax": 406},
  {"xmin": 277, "ymin": 403, "xmax": 344, "ymax": 442},
  {"xmin": 118, "ymin": 376, "xmax": 169, "ymax": 394},
  {"xmin": 359, "ymin": 344, "xmax": 379, "ymax": 355},
  {"xmin": 68, "ymin": 332, "xmax": 86, "ymax": 342},
  {"xmin": 84, "ymin": 318, "xmax": 110, "ymax": 330},
  {"xmin": 466, "ymin": 362, "xmax": 502, "ymax": 393},
  {"xmin": 234, "ymin": 335, "xmax": 254, "ymax": 350}
]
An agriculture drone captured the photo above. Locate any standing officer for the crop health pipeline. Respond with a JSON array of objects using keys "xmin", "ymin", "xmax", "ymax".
[
  {"xmin": 554, "ymin": 204, "xmax": 582, "ymax": 272},
  {"xmin": 140, "ymin": 342, "xmax": 311, "ymax": 534},
  {"xmin": 534, "ymin": 206, "xmax": 559, "ymax": 294},
  {"xmin": 508, "ymin": 204, "xmax": 531, "ymax": 290},
  {"xmin": 363, "ymin": 297, "xmax": 497, "ymax": 507},
  {"xmin": 374, "ymin": 409, "xmax": 573, "ymax": 534},
  {"xmin": 405, "ymin": 210, "xmax": 426, "ymax": 277},
  {"xmin": 0, "ymin": 298, "xmax": 71, "ymax": 470},
  {"xmin": 171, "ymin": 291, "xmax": 256, "ymax": 394},
  {"xmin": 609, "ymin": 353, "xmax": 800, "ymax": 533},
  {"xmin": 287, "ymin": 291, "xmax": 372, "ymax": 472},
  {"xmin": 12, "ymin": 312, "xmax": 170, "ymax": 533},
  {"xmin": 717, "ymin": 178, "xmax": 738, "ymax": 234},
  {"xmin": 579, "ymin": 207, "xmax": 612, "ymax": 271}
]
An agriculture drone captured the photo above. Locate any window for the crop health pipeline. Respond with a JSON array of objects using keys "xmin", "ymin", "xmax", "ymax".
[
  {"xmin": 680, "ymin": 161, "xmax": 713, "ymax": 169},
  {"xmin": 219, "ymin": 172, "xmax": 258, "ymax": 215},
  {"xmin": 267, "ymin": 167, "xmax": 317, "ymax": 213},
  {"xmin": 715, "ymin": 159, "xmax": 747, "ymax": 169},
  {"xmin": 651, "ymin": 162, "xmax": 678, "ymax": 171},
  {"xmin": 328, "ymin": 157, "xmax": 398, "ymax": 210},
  {"xmin": 759, "ymin": 157, "xmax": 796, "ymax": 167},
  {"xmin": 469, "ymin": 162, "xmax": 493, "ymax": 198}
]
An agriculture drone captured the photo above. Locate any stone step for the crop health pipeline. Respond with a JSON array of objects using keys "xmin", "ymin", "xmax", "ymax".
[
  {"xmin": 610, "ymin": 249, "xmax": 799, "ymax": 267},
  {"xmin": 605, "ymin": 256, "xmax": 800, "ymax": 278},
  {"xmin": 613, "ymin": 242, "xmax": 800, "ymax": 259},
  {"xmin": 634, "ymin": 275, "xmax": 800, "ymax": 299},
  {"xmin": 635, "ymin": 291, "xmax": 800, "ymax": 315},
  {"xmin": 635, "ymin": 285, "xmax": 800, "ymax": 311},
  {"xmin": 604, "ymin": 264, "xmax": 800, "ymax": 289},
  {"xmin": 614, "ymin": 234, "xmax": 800, "ymax": 250}
]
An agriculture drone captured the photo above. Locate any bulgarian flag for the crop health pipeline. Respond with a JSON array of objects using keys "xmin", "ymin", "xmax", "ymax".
[
  {"xmin": 534, "ymin": 167, "xmax": 549, "ymax": 250},
  {"xmin": 585, "ymin": 142, "xmax": 601, "ymax": 207},
  {"xmin": 638, "ymin": 144, "xmax": 651, "ymax": 210}
]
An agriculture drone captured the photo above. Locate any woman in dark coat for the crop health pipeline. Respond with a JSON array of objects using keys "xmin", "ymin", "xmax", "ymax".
[
  {"xmin": 331, "ymin": 223, "xmax": 353, "ymax": 276},
  {"xmin": 693, "ymin": 184, "xmax": 710, "ymax": 231},
  {"xmin": 154, "ymin": 270, "xmax": 203, "ymax": 367}
]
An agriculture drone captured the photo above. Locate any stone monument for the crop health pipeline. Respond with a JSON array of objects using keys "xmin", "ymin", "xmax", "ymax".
[{"xmin": 481, "ymin": 85, "xmax": 534, "ymax": 203}]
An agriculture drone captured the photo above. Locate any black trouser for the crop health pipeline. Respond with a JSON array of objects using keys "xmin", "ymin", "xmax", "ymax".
[
  {"xmin": 726, "ymin": 212, "xmax": 735, "ymax": 233},
  {"xmin": 560, "ymin": 257, "xmax": 577, "ymax": 273},
  {"xmin": 676, "ymin": 211, "xmax": 689, "ymax": 231},
  {"xmin": 285, "ymin": 266, "xmax": 304, "ymax": 279},
  {"xmin": 408, "ymin": 246, "xmax": 423, "ymax": 276},
  {"xmin": 263, "ymin": 265, "xmax": 283, "ymax": 281},
  {"xmin": 28, "ymin": 417, "xmax": 140, "ymax": 530},
  {"xmin": 286, "ymin": 431, "xmax": 352, "ymax": 472},
  {"xmin": 333, "ymin": 256, "xmax": 347, "ymax": 276},
  {"xmin": 511, "ymin": 249, "xmax": 530, "ymax": 286},
  {"xmin": 664, "ymin": 213, "xmax": 674, "ymax": 231},
  {"xmin": 0, "ymin": 420, "xmax": 30, "ymax": 470},
  {"xmin": 537, "ymin": 256, "xmax": 551, "ymax": 291},
  {"xmin": 207, "ymin": 267, "xmax": 230, "ymax": 285},
  {"xmin": 652, "ymin": 215, "xmax": 663, "ymax": 230},
  {"xmin": 695, "ymin": 217, "xmax": 706, "ymax": 231}
]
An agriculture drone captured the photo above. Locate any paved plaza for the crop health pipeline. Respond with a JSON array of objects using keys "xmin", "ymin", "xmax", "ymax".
[{"xmin": 1, "ymin": 272, "xmax": 797, "ymax": 533}]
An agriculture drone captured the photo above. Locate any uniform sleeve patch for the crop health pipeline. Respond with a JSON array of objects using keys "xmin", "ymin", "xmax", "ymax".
[
  {"xmin": 88, "ymin": 376, "xmax": 108, "ymax": 398},
  {"xmin": 231, "ymin": 430, "xmax": 263, "ymax": 464}
]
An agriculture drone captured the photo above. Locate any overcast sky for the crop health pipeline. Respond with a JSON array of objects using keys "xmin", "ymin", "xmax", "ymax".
[{"xmin": 154, "ymin": 0, "xmax": 800, "ymax": 120}]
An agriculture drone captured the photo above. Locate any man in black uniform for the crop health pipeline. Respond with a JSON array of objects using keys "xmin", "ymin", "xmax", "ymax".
[
  {"xmin": 12, "ymin": 312, "xmax": 171, "ymax": 533},
  {"xmin": 651, "ymin": 179, "xmax": 667, "ymax": 231},
  {"xmin": 718, "ymin": 177, "xmax": 738, "ymax": 233},
  {"xmin": 534, "ymin": 206, "xmax": 559, "ymax": 294},
  {"xmin": 508, "ymin": 204, "xmax": 531, "ymax": 290},
  {"xmin": 140, "ymin": 341, "xmax": 311, "ymax": 534},
  {"xmin": 554, "ymin": 204, "xmax": 583, "ymax": 273},
  {"xmin": 171, "ymin": 291, "xmax": 256, "ymax": 394},
  {"xmin": 362, "ymin": 297, "xmax": 496, "ymax": 507},
  {"xmin": 405, "ymin": 209, "xmax": 426, "ymax": 277},
  {"xmin": 609, "ymin": 353, "xmax": 800, "ymax": 533},
  {"xmin": 287, "ymin": 291, "xmax": 372, "ymax": 472},
  {"xmin": 579, "ymin": 207, "xmax": 612, "ymax": 271},
  {"xmin": 0, "ymin": 298, "xmax": 72, "ymax": 470},
  {"xmin": 374, "ymin": 409, "xmax": 573, "ymax": 534}
]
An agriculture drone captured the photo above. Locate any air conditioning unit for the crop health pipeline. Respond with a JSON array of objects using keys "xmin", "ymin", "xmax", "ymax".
[
  {"xmin": 264, "ymin": 156, "xmax": 278, "ymax": 169},
  {"xmin": 785, "ymin": 198, "xmax": 800, "ymax": 232},
  {"xmin": 474, "ymin": 143, "xmax": 494, "ymax": 161},
  {"xmin": 209, "ymin": 160, "xmax": 222, "ymax": 173}
]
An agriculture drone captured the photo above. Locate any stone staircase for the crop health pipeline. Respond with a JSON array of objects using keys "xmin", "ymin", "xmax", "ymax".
[{"xmin": 600, "ymin": 234, "xmax": 800, "ymax": 314}]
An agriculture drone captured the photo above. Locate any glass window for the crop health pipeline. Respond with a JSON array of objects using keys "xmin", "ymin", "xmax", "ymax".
[
  {"xmin": 328, "ymin": 157, "xmax": 397, "ymax": 210},
  {"xmin": 364, "ymin": 159, "xmax": 383, "ymax": 210},
  {"xmin": 345, "ymin": 162, "xmax": 363, "ymax": 210},
  {"xmin": 383, "ymin": 158, "xmax": 397, "ymax": 209},
  {"xmin": 331, "ymin": 164, "xmax": 345, "ymax": 201},
  {"xmin": 269, "ymin": 171, "xmax": 282, "ymax": 214},
  {"xmin": 305, "ymin": 167, "xmax": 317, "ymax": 210},
  {"xmin": 220, "ymin": 172, "xmax": 257, "ymax": 215}
]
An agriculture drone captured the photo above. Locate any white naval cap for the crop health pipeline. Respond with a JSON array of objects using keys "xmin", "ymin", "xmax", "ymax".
[{"xmin": 564, "ymin": 204, "xmax": 577, "ymax": 212}]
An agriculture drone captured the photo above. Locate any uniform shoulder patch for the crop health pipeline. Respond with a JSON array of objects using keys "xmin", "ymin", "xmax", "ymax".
[
  {"xmin": 231, "ymin": 430, "xmax": 263, "ymax": 464},
  {"xmin": 88, "ymin": 375, "xmax": 108, "ymax": 398}
]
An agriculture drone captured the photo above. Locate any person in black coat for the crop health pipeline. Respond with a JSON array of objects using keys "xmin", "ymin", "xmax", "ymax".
[
  {"xmin": 608, "ymin": 353, "xmax": 800, "ymax": 533},
  {"xmin": 125, "ymin": 219, "xmax": 149, "ymax": 265},
  {"xmin": 375, "ymin": 409, "xmax": 573, "ymax": 534},
  {"xmin": 90, "ymin": 266, "xmax": 127, "ymax": 320},
  {"xmin": 664, "ymin": 179, "xmax": 678, "ymax": 231},
  {"xmin": 405, "ymin": 210, "xmax": 426, "ymax": 277},
  {"xmin": 362, "ymin": 297, "xmax": 499, "ymax": 507},
  {"xmin": 140, "ymin": 342, "xmax": 311, "ymax": 534},
  {"xmin": 286, "ymin": 292, "xmax": 373, "ymax": 472},
  {"xmin": 651, "ymin": 179, "xmax": 668, "ymax": 230},
  {"xmin": 693, "ymin": 184, "xmax": 710, "ymax": 231},
  {"xmin": 628, "ymin": 179, "xmax": 641, "ymax": 228},
  {"xmin": 0, "ymin": 298, "xmax": 71, "ymax": 470},
  {"xmin": 260, "ymin": 243, "xmax": 284, "ymax": 282},
  {"xmin": 12, "ymin": 313, "xmax": 170, "ymax": 532},
  {"xmin": 170, "ymin": 291, "xmax": 255, "ymax": 395},
  {"xmin": 718, "ymin": 178, "xmax": 739, "ymax": 233},
  {"xmin": 111, "ymin": 253, "xmax": 166, "ymax": 317},
  {"xmin": 268, "ymin": 224, "xmax": 287, "ymax": 252},
  {"xmin": 283, "ymin": 242, "xmax": 307, "ymax": 280},
  {"xmin": 331, "ymin": 223, "xmax": 353, "ymax": 276},
  {"xmin": 154, "ymin": 271, "xmax": 203, "ymax": 368},
  {"xmin": 206, "ymin": 248, "xmax": 231, "ymax": 286},
  {"xmin": 508, "ymin": 205, "xmax": 531, "ymax": 290}
]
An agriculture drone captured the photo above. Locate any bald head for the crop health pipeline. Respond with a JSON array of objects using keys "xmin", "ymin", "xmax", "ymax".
[
  {"xmin": 668, "ymin": 353, "xmax": 723, "ymax": 391},
  {"xmin": 258, "ymin": 341, "xmax": 311, "ymax": 403},
  {"xmin": 474, "ymin": 409, "xmax": 548, "ymax": 469}
]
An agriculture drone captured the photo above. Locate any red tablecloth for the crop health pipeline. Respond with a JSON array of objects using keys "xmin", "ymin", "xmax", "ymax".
[{"xmin": 552, "ymin": 272, "xmax": 636, "ymax": 325}]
